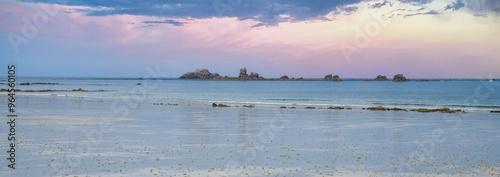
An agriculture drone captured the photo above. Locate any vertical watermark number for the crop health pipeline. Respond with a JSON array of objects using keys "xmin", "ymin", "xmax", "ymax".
[{"xmin": 6, "ymin": 65, "xmax": 17, "ymax": 169}]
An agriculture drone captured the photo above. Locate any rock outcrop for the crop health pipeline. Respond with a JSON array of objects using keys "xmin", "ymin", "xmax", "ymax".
[
  {"xmin": 179, "ymin": 69, "xmax": 221, "ymax": 79},
  {"xmin": 324, "ymin": 74, "xmax": 342, "ymax": 81},
  {"xmin": 366, "ymin": 106, "xmax": 406, "ymax": 111},
  {"xmin": 239, "ymin": 67, "xmax": 248, "ymax": 78},
  {"xmin": 250, "ymin": 72, "xmax": 259, "ymax": 78},
  {"xmin": 410, "ymin": 108, "xmax": 464, "ymax": 113},
  {"xmin": 392, "ymin": 74, "xmax": 410, "ymax": 82},
  {"xmin": 280, "ymin": 75, "xmax": 289, "ymax": 80},
  {"xmin": 374, "ymin": 75, "xmax": 388, "ymax": 81},
  {"xmin": 238, "ymin": 67, "xmax": 263, "ymax": 80},
  {"xmin": 212, "ymin": 103, "xmax": 230, "ymax": 107},
  {"xmin": 328, "ymin": 107, "xmax": 345, "ymax": 109}
]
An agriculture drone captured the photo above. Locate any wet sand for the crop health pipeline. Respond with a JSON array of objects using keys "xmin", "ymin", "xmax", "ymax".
[{"xmin": 1, "ymin": 95, "xmax": 499, "ymax": 176}]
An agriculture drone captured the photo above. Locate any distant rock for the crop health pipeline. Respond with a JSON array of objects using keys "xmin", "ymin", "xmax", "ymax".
[
  {"xmin": 179, "ymin": 69, "xmax": 221, "ymax": 79},
  {"xmin": 324, "ymin": 74, "xmax": 342, "ymax": 81},
  {"xmin": 250, "ymin": 72, "xmax": 259, "ymax": 78},
  {"xmin": 392, "ymin": 74, "xmax": 410, "ymax": 82},
  {"xmin": 72, "ymin": 88, "xmax": 87, "ymax": 92},
  {"xmin": 238, "ymin": 67, "xmax": 264, "ymax": 80},
  {"xmin": 366, "ymin": 106, "xmax": 407, "ymax": 111},
  {"xmin": 324, "ymin": 74, "xmax": 332, "ymax": 81},
  {"xmin": 416, "ymin": 79, "xmax": 440, "ymax": 82},
  {"xmin": 31, "ymin": 82, "xmax": 58, "ymax": 85},
  {"xmin": 374, "ymin": 75, "xmax": 388, "ymax": 81},
  {"xmin": 280, "ymin": 75, "xmax": 289, "ymax": 80},
  {"xmin": 212, "ymin": 103, "xmax": 230, "ymax": 107},
  {"xmin": 410, "ymin": 108, "xmax": 464, "ymax": 113},
  {"xmin": 239, "ymin": 67, "xmax": 248, "ymax": 78}
]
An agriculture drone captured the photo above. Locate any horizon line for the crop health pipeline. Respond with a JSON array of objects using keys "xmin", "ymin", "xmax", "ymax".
[{"xmin": 7, "ymin": 76, "xmax": 499, "ymax": 80}]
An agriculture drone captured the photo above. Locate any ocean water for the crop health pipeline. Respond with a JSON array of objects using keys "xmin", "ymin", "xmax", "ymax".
[{"xmin": 10, "ymin": 77, "xmax": 500, "ymax": 112}]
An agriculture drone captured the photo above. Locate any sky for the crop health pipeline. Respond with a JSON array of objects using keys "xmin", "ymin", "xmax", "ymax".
[{"xmin": 0, "ymin": 0, "xmax": 499, "ymax": 78}]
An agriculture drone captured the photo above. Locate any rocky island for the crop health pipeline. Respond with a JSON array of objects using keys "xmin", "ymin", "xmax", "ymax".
[
  {"xmin": 392, "ymin": 74, "xmax": 410, "ymax": 82},
  {"xmin": 178, "ymin": 67, "xmax": 420, "ymax": 83},
  {"xmin": 323, "ymin": 74, "xmax": 343, "ymax": 81},
  {"xmin": 179, "ymin": 69, "xmax": 221, "ymax": 79},
  {"xmin": 363, "ymin": 75, "xmax": 389, "ymax": 81},
  {"xmin": 236, "ymin": 67, "xmax": 264, "ymax": 80},
  {"xmin": 375, "ymin": 75, "xmax": 389, "ymax": 81},
  {"xmin": 179, "ymin": 67, "xmax": 318, "ymax": 81}
]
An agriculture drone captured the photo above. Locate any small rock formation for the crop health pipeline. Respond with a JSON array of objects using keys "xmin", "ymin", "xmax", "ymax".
[
  {"xmin": 324, "ymin": 74, "xmax": 332, "ymax": 81},
  {"xmin": 31, "ymin": 82, "xmax": 58, "ymax": 85},
  {"xmin": 212, "ymin": 103, "xmax": 230, "ymax": 107},
  {"xmin": 72, "ymin": 88, "xmax": 87, "ymax": 92},
  {"xmin": 280, "ymin": 75, "xmax": 289, "ymax": 80},
  {"xmin": 324, "ymin": 74, "xmax": 343, "ymax": 81},
  {"xmin": 179, "ymin": 69, "xmax": 221, "ymax": 80},
  {"xmin": 410, "ymin": 108, "xmax": 464, "ymax": 113},
  {"xmin": 238, "ymin": 67, "xmax": 264, "ymax": 80},
  {"xmin": 366, "ymin": 106, "xmax": 407, "ymax": 111},
  {"xmin": 239, "ymin": 67, "xmax": 248, "ymax": 78},
  {"xmin": 392, "ymin": 74, "xmax": 410, "ymax": 82},
  {"xmin": 250, "ymin": 72, "xmax": 259, "ymax": 78},
  {"xmin": 374, "ymin": 75, "xmax": 388, "ymax": 81}
]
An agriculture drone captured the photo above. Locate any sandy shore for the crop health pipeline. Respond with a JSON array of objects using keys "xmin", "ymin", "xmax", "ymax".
[{"xmin": 1, "ymin": 95, "xmax": 499, "ymax": 176}]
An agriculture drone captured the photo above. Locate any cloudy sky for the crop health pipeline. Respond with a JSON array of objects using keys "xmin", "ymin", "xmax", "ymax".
[{"xmin": 1, "ymin": 0, "xmax": 499, "ymax": 78}]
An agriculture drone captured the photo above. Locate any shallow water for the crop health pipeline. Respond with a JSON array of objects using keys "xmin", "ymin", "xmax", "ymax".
[
  {"xmin": 9, "ymin": 77, "xmax": 500, "ymax": 112},
  {"xmin": 1, "ymin": 94, "xmax": 499, "ymax": 176}
]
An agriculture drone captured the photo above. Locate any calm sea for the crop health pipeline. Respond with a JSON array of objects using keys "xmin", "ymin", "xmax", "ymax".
[{"xmin": 8, "ymin": 77, "xmax": 499, "ymax": 112}]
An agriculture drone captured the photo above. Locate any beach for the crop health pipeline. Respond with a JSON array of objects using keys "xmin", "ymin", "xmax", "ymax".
[
  {"xmin": 1, "ymin": 79, "xmax": 499, "ymax": 176},
  {"xmin": 2, "ymin": 0, "xmax": 499, "ymax": 176}
]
